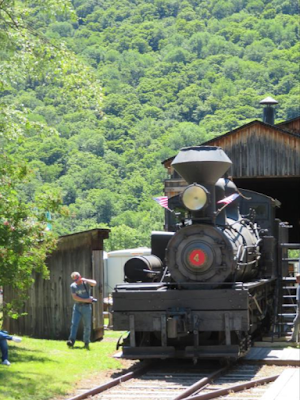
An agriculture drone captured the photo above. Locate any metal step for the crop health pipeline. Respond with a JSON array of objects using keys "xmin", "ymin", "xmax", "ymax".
[
  {"xmin": 282, "ymin": 304, "xmax": 297, "ymax": 307},
  {"xmin": 283, "ymin": 295, "xmax": 296, "ymax": 298},
  {"xmin": 263, "ymin": 334, "xmax": 293, "ymax": 339},
  {"xmin": 282, "ymin": 286, "xmax": 297, "ymax": 289},
  {"xmin": 277, "ymin": 313, "xmax": 296, "ymax": 317}
]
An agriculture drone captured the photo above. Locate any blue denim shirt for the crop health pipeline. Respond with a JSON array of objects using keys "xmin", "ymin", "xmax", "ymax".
[{"xmin": 0, "ymin": 330, "xmax": 12, "ymax": 341}]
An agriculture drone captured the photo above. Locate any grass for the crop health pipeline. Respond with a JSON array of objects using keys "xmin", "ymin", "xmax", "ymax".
[{"xmin": 0, "ymin": 330, "xmax": 126, "ymax": 400}]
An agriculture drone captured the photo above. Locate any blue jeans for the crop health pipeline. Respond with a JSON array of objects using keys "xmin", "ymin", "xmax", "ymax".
[
  {"xmin": 0, "ymin": 339, "xmax": 8, "ymax": 361},
  {"xmin": 69, "ymin": 303, "xmax": 92, "ymax": 345}
]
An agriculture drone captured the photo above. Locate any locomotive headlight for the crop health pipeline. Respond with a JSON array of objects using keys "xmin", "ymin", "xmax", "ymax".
[{"xmin": 182, "ymin": 184, "xmax": 209, "ymax": 211}]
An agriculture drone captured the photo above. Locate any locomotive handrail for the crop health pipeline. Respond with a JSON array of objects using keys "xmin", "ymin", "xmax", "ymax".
[
  {"xmin": 238, "ymin": 278, "xmax": 276, "ymax": 291},
  {"xmin": 116, "ymin": 281, "xmax": 247, "ymax": 289},
  {"xmin": 235, "ymin": 244, "xmax": 243, "ymax": 261},
  {"xmin": 237, "ymin": 258, "xmax": 260, "ymax": 267},
  {"xmin": 116, "ymin": 280, "xmax": 276, "ymax": 291}
]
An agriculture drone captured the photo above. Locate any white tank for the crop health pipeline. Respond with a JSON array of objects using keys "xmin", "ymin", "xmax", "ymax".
[{"xmin": 104, "ymin": 247, "xmax": 151, "ymax": 297}]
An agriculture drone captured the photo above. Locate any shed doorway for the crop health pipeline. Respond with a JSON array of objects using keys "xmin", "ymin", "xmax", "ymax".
[{"xmin": 234, "ymin": 177, "xmax": 300, "ymax": 243}]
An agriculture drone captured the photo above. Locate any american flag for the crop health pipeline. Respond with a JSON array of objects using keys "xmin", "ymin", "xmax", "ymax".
[
  {"xmin": 153, "ymin": 196, "xmax": 171, "ymax": 211},
  {"xmin": 217, "ymin": 193, "xmax": 239, "ymax": 205}
]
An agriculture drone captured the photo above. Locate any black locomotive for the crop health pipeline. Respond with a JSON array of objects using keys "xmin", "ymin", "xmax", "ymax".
[{"xmin": 112, "ymin": 146, "xmax": 289, "ymax": 360}]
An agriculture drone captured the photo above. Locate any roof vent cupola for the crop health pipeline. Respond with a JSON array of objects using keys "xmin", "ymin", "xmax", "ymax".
[{"xmin": 259, "ymin": 96, "xmax": 278, "ymax": 125}]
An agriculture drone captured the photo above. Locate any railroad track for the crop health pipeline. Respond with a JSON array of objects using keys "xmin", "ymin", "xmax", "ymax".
[{"xmin": 67, "ymin": 360, "xmax": 287, "ymax": 400}]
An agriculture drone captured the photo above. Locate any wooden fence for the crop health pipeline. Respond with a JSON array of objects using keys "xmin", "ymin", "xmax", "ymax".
[{"xmin": 3, "ymin": 229, "xmax": 110, "ymax": 341}]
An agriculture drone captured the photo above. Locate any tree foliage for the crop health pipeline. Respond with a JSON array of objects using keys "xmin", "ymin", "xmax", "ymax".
[
  {"xmin": 0, "ymin": 0, "xmax": 88, "ymax": 316},
  {"xmin": 0, "ymin": 117, "xmax": 63, "ymax": 317},
  {"xmin": 1, "ymin": 0, "xmax": 299, "ymax": 262}
]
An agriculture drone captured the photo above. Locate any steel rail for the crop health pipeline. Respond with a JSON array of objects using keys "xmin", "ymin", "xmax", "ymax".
[
  {"xmin": 183, "ymin": 374, "xmax": 280, "ymax": 400},
  {"xmin": 172, "ymin": 365, "xmax": 230, "ymax": 400},
  {"xmin": 66, "ymin": 361, "xmax": 153, "ymax": 400}
]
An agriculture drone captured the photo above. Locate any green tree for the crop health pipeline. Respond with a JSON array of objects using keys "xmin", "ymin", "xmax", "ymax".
[
  {"xmin": 105, "ymin": 225, "xmax": 148, "ymax": 251},
  {"xmin": 0, "ymin": 0, "xmax": 74, "ymax": 317},
  {"xmin": 0, "ymin": 151, "xmax": 61, "ymax": 318},
  {"xmin": 1, "ymin": 0, "xmax": 299, "ymax": 260}
]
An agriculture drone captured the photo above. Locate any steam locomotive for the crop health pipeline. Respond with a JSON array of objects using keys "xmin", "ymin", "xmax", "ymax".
[{"xmin": 112, "ymin": 146, "xmax": 289, "ymax": 360}]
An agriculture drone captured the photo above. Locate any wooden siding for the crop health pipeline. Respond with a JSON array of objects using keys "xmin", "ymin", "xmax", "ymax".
[
  {"xmin": 3, "ymin": 229, "xmax": 109, "ymax": 340},
  {"xmin": 209, "ymin": 123, "xmax": 300, "ymax": 178},
  {"xmin": 276, "ymin": 116, "xmax": 300, "ymax": 135},
  {"xmin": 164, "ymin": 179, "xmax": 187, "ymax": 197},
  {"xmin": 163, "ymin": 122, "xmax": 300, "ymax": 181}
]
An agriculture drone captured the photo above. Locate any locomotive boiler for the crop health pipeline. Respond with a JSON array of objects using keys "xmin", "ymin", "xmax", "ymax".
[{"xmin": 112, "ymin": 146, "xmax": 287, "ymax": 360}]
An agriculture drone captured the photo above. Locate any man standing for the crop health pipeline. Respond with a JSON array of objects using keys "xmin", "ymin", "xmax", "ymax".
[
  {"xmin": 67, "ymin": 271, "xmax": 97, "ymax": 349},
  {"xmin": 289, "ymin": 273, "xmax": 300, "ymax": 343}
]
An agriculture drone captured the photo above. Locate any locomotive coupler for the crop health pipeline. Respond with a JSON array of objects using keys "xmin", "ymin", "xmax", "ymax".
[{"xmin": 166, "ymin": 307, "xmax": 191, "ymax": 339}]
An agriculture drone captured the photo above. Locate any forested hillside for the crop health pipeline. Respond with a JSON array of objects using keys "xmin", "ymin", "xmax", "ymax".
[{"xmin": 1, "ymin": 0, "xmax": 299, "ymax": 250}]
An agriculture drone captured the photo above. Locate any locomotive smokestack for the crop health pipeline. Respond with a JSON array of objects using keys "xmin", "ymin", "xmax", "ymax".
[
  {"xmin": 259, "ymin": 96, "xmax": 278, "ymax": 125},
  {"xmin": 171, "ymin": 146, "xmax": 232, "ymax": 218},
  {"xmin": 171, "ymin": 146, "xmax": 232, "ymax": 185}
]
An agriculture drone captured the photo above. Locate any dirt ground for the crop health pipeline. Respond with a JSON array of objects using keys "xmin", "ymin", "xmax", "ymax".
[{"xmin": 52, "ymin": 357, "xmax": 138, "ymax": 400}]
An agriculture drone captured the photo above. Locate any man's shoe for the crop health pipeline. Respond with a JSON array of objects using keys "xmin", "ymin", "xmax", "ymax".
[
  {"xmin": 66, "ymin": 339, "xmax": 74, "ymax": 347},
  {"xmin": 84, "ymin": 343, "xmax": 90, "ymax": 350},
  {"xmin": 2, "ymin": 359, "xmax": 11, "ymax": 366}
]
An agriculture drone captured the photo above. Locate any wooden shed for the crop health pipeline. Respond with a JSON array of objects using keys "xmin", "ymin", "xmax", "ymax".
[
  {"xmin": 163, "ymin": 116, "xmax": 300, "ymax": 242},
  {"xmin": 3, "ymin": 228, "xmax": 110, "ymax": 341}
]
